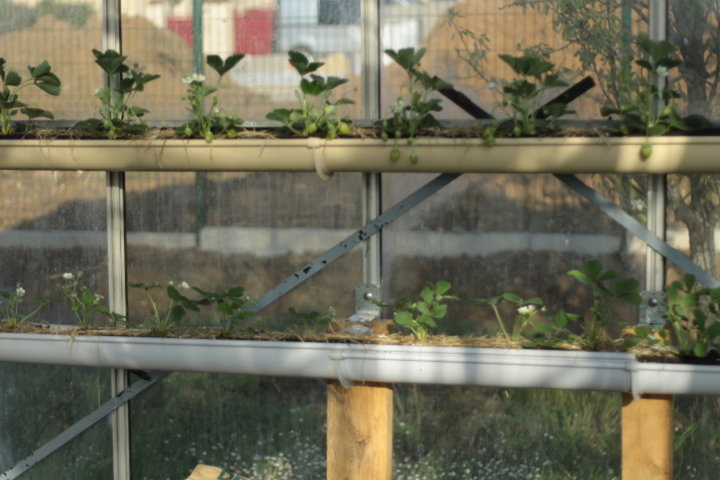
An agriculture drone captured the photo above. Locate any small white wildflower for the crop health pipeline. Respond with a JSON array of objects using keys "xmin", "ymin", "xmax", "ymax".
[
  {"xmin": 179, "ymin": 281, "xmax": 190, "ymax": 289},
  {"xmin": 487, "ymin": 81, "xmax": 497, "ymax": 89},
  {"xmin": 656, "ymin": 65, "xmax": 669, "ymax": 76},
  {"xmin": 517, "ymin": 304, "xmax": 537, "ymax": 316},
  {"xmin": 15, "ymin": 286, "xmax": 25, "ymax": 297},
  {"xmin": 63, "ymin": 272, "xmax": 74, "ymax": 280},
  {"xmin": 183, "ymin": 73, "xmax": 205, "ymax": 84},
  {"xmin": 94, "ymin": 293, "xmax": 103, "ymax": 302}
]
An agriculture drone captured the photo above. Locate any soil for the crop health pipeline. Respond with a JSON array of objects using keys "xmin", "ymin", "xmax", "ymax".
[{"xmin": 0, "ymin": 320, "xmax": 688, "ymax": 365}]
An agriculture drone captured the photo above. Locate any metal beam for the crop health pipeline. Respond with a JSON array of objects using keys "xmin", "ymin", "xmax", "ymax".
[
  {"xmin": 0, "ymin": 372, "xmax": 166, "ymax": 480},
  {"xmin": 555, "ymin": 174, "xmax": 719, "ymax": 287},
  {"xmin": 248, "ymin": 173, "xmax": 460, "ymax": 313}
]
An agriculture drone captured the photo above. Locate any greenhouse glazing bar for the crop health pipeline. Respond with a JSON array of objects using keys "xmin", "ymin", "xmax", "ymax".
[{"xmin": 101, "ymin": 0, "xmax": 130, "ymax": 474}]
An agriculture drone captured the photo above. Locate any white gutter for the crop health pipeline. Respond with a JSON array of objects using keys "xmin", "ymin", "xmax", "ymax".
[
  {"xmin": 0, "ymin": 333, "xmax": 714, "ymax": 398},
  {"xmin": 0, "ymin": 136, "xmax": 718, "ymax": 173}
]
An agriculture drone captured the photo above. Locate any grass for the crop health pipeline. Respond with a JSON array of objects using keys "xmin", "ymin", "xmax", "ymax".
[{"xmin": 2, "ymin": 368, "xmax": 720, "ymax": 479}]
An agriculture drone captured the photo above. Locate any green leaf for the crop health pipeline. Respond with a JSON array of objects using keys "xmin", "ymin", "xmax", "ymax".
[
  {"xmin": 288, "ymin": 50, "xmax": 324, "ymax": 76},
  {"xmin": 600, "ymin": 105, "xmax": 620, "ymax": 117},
  {"xmin": 266, "ymin": 108, "xmax": 292, "ymax": 124},
  {"xmin": 28, "ymin": 60, "xmax": 51, "ymax": 79},
  {"xmin": 300, "ymin": 77, "xmax": 324, "ymax": 96},
  {"xmin": 92, "ymin": 49, "xmax": 127, "ymax": 75},
  {"xmin": 681, "ymin": 113, "xmax": 713, "ymax": 131},
  {"xmin": 534, "ymin": 321, "xmax": 553, "ymax": 333},
  {"xmin": 647, "ymin": 124, "xmax": 669, "ymax": 137},
  {"xmin": 207, "ymin": 53, "xmax": 245, "ymax": 76},
  {"xmin": 324, "ymin": 76, "xmax": 348, "ymax": 91},
  {"xmin": 170, "ymin": 304, "xmax": 186, "ymax": 323},
  {"xmin": 567, "ymin": 269, "xmax": 591, "ymax": 285},
  {"xmin": 501, "ymin": 293, "xmax": 523, "ymax": 304},
  {"xmin": 20, "ymin": 107, "xmax": 53, "ymax": 120},
  {"xmin": 385, "ymin": 47, "xmax": 425, "ymax": 71},
  {"xmin": 705, "ymin": 321, "xmax": 720, "ymax": 340},
  {"xmin": 394, "ymin": 310, "xmax": 415, "ymax": 328},
  {"xmin": 4, "ymin": 70, "xmax": 21, "ymax": 87},
  {"xmin": 434, "ymin": 280, "xmax": 452, "ymax": 296},
  {"xmin": 34, "ymin": 72, "xmax": 61, "ymax": 95}
]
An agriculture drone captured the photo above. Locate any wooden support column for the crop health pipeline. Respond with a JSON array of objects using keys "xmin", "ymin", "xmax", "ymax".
[
  {"xmin": 622, "ymin": 393, "xmax": 673, "ymax": 480},
  {"xmin": 327, "ymin": 381, "xmax": 393, "ymax": 480}
]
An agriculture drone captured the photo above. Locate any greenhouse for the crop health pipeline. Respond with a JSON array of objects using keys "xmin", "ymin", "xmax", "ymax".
[{"xmin": 1, "ymin": 0, "xmax": 720, "ymax": 478}]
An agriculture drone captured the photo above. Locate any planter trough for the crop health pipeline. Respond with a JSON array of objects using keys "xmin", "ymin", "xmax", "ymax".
[
  {"xmin": 1, "ymin": 136, "xmax": 720, "ymax": 174},
  {"xmin": 0, "ymin": 332, "xmax": 715, "ymax": 397}
]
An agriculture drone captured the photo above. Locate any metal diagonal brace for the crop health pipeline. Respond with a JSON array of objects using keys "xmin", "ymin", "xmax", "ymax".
[
  {"xmin": 555, "ymin": 174, "xmax": 720, "ymax": 288},
  {"xmin": 0, "ymin": 371, "xmax": 167, "ymax": 480},
  {"xmin": 247, "ymin": 173, "xmax": 461, "ymax": 313}
]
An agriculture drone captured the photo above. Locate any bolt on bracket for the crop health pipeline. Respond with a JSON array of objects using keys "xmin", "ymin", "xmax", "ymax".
[
  {"xmin": 347, "ymin": 283, "xmax": 380, "ymax": 323},
  {"xmin": 639, "ymin": 291, "xmax": 667, "ymax": 326}
]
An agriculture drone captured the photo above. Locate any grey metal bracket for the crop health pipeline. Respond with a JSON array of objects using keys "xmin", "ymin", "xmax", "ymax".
[
  {"xmin": 639, "ymin": 291, "xmax": 667, "ymax": 326},
  {"xmin": 0, "ymin": 371, "xmax": 167, "ymax": 480},
  {"xmin": 555, "ymin": 174, "xmax": 720, "ymax": 288},
  {"xmin": 248, "ymin": 173, "xmax": 460, "ymax": 314},
  {"xmin": 347, "ymin": 283, "xmax": 381, "ymax": 323}
]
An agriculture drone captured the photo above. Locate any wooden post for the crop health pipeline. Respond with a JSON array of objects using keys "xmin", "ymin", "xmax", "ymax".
[
  {"xmin": 327, "ymin": 381, "xmax": 393, "ymax": 480},
  {"xmin": 621, "ymin": 393, "xmax": 673, "ymax": 480}
]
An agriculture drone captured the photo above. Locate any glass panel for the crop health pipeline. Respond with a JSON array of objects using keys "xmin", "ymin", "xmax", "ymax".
[
  {"xmin": 669, "ymin": 2, "xmax": 720, "ymax": 119},
  {"xmin": 382, "ymin": 173, "xmax": 642, "ymax": 337},
  {"xmin": 126, "ymin": 172, "xmax": 363, "ymax": 331},
  {"xmin": 0, "ymin": 0, "xmax": 103, "ymax": 120},
  {"xmin": 0, "ymin": 170, "xmax": 111, "ymax": 476},
  {"xmin": 130, "ymin": 374, "xmax": 326, "ymax": 479},
  {"xmin": 380, "ymin": 1, "xmax": 650, "ymax": 121},
  {"xmin": 0, "ymin": 364, "xmax": 112, "ymax": 479},
  {"xmin": 0, "ymin": 171, "xmax": 107, "ymax": 325},
  {"xmin": 122, "ymin": 0, "xmax": 362, "ymax": 123},
  {"xmin": 394, "ymin": 386, "xmax": 621, "ymax": 479},
  {"xmin": 666, "ymin": 173, "xmax": 720, "ymax": 281}
]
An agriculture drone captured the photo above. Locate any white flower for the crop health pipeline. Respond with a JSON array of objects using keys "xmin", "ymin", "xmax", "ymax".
[
  {"xmin": 15, "ymin": 286, "xmax": 25, "ymax": 297},
  {"xmin": 182, "ymin": 73, "xmax": 205, "ymax": 84},
  {"xmin": 656, "ymin": 65, "xmax": 669, "ymax": 77},
  {"xmin": 63, "ymin": 272, "xmax": 74, "ymax": 280},
  {"xmin": 179, "ymin": 281, "xmax": 190, "ymax": 289},
  {"xmin": 517, "ymin": 304, "xmax": 537, "ymax": 316},
  {"xmin": 487, "ymin": 81, "xmax": 497, "ymax": 89}
]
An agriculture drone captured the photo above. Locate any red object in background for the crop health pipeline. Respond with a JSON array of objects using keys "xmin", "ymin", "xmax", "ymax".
[
  {"xmin": 167, "ymin": 17, "xmax": 193, "ymax": 49},
  {"xmin": 234, "ymin": 9, "xmax": 274, "ymax": 55}
]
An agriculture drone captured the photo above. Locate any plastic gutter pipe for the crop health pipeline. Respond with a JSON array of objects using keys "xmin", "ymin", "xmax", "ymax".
[
  {"xmin": 0, "ymin": 334, "xmax": 716, "ymax": 398},
  {"xmin": 1, "ymin": 136, "xmax": 719, "ymax": 173}
]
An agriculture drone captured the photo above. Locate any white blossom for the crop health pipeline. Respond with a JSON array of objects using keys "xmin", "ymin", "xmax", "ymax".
[
  {"xmin": 656, "ymin": 65, "xmax": 669, "ymax": 77},
  {"xmin": 517, "ymin": 304, "xmax": 538, "ymax": 316},
  {"xmin": 15, "ymin": 286, "xmax": 25, "ymax": 297},
  {"xmin": 179, "ymin": 281, "xmax": 190, "ymax": 289},
  {"xmin": 182, "ymin": 73, "xmax": 205, "ymax": 84},
  {"xmin": 63, "ymin": 272, "xmax": 74, "ymax": 280}
]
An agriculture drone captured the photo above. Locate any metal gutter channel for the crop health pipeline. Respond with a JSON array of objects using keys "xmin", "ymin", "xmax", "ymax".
[{"xmin": 1, "ymin": 334, "xmax": 717, "ymax": 397}]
